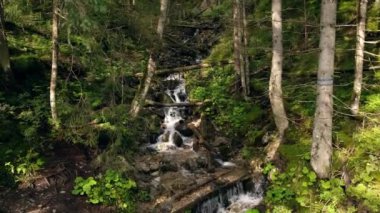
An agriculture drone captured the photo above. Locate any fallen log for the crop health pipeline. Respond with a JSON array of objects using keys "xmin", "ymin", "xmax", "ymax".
[
  {"xmin": 170, "ymin": 167, "xmax": 251, "ymax": 212},
  {"xmin": 135, "ymin": 61, "xmax": 233, "ymax": 77},
  {"xmin": 144, "ymin": 99, "xmax": 204, "ymax": 107}
]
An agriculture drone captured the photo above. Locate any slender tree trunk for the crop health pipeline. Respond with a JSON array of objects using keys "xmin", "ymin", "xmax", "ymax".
[
  {"xmin": 303, "ymin": 0, "xmax": 308, "ymax": 49},
  {"xmin": 50, "ymin": 0, "xmax": 59, "ymax": 127},
  {"xmin": 351, "ymin": 0, "xmax": 368, "ymax": 115},
  {"xmin": 241, "ymin": 0, "xmax": 250, "ymax": 98},
  {"xmin": 157, "ymin": 0, "xmax": 169, "ymax": 39},
  {"xmin": 269, "ymin": 0, "xmax": 288, "ymax": 139},
  {"xmin": 0, "ymin": 0, "xmax": 11, "ymax": 74},
  {"xmin": 233, "ymin": 0, "xmax": 242, "ymax": 89},
  {"xmin": 233, "ymin": 0, "xmax": 250, "ymax": 98},
  {"xmin": 130, "ymin": 0, "xmax": 169, "ymax": 118},
  {"xmin": 311, "ymin": 0, "xmax": 337, "ymax": 179},
  {"xmin": 130, "ymin": 55, "xmax": 156, "ymax": 117}
]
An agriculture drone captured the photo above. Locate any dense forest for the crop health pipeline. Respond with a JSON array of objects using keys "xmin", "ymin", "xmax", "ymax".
[{"xmin": 0, "ymin": 0, "xmax": 379, "ymax": 212}]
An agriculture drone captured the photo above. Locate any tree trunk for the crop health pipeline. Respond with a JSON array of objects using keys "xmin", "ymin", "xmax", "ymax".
[
  {"xmin": 311, "ymin": 0, "xmax": 337, "ymax": 179},
  {"xmin": 233, "ymin": 0, "xmax": 250, "ymax": 98},
  {"xmin": 233, "ymin": 0, "xmax": 242, "ymax": 87},
  {"xmin": 157, "ymin": 0, "xmax": 169, "ymax": 39},
  {"xmin": 129, "ymin": 55, "xmax": 156, "ymax": 117},
  {"xmin": 130, "ymin": 0, "xmax": 169, "ymax": 118},
  {"xmin": 0, "ymin": 0, "xmax": 11, "ymax": 74},
  {"xmin": 351, "ymin": 0, "xmax": 368, "ymax": 115},
  {"xmin": 269, "ymin": 0, "xmax": 288, "ymax": 139},
  {"xmin": 50, "ymin": 0, "xmax": 59, "ymax": 127},
  {"xmin": 241, "ymin": 0, "xmax": 250, "ymax": 98}
]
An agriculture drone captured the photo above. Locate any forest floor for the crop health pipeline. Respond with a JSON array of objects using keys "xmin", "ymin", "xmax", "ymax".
[{"xmin": 0, "ymin": 143, "xmax": 113, "ymax": 213}]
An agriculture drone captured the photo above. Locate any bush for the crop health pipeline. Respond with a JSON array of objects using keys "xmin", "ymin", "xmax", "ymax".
[{"xmin": 72, "ymin": 170, "xmax": 136, "ymax": 212}]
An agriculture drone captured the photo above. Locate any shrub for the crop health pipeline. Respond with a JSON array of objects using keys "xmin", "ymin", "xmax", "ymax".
[{"xmin": 72, "ymin": 170, "xmax": 136, "ymax": 212}]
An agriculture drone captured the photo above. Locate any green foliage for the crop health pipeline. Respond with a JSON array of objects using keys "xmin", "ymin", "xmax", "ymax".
[
  {"xmin": 245, "ymin": 209, "xmax": 260, "ymax": 213},
  {"xmin": 72, "ymin": 170, "xmax": 136, "ymax": 211},
  {"xmin": 363, "ymin": 94, "xmax": 380, "ymax": 113},
  {"xmin": 346, "ymin": 124, "xmax": 380, "ymax": 212},
  {"xmin": 264, "ymin": 153, "xmax": 347, "ymax": 212},
  {"xmin": 189, "ymin": 67, "xmax": 263, "ymax": 136},
  {"xmin": 270, "ymin": 205, "xmax": 292, "ymax": 213},
  {"xmin": 3, "ymin": 149, "xmax": 44, "ymax": 186}
]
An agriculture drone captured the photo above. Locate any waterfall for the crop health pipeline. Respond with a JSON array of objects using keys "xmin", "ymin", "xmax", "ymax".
[
  {"xmin": 194, "ymin": 178, "xmax": 264, "ymax": 213},
  {"xmin": 149, "ymin": 73, "xmax": 194, "ymax": 152}
]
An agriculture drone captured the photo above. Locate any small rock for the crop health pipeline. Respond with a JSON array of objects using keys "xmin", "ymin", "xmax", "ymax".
[
  {"xmin": 213, "ymin": 137, "xmax": 231, "ymax": 147},
  {"xmin": 151, "ymin": 171, "xmax": 160, "ymax": 177},
  {"xmin": 151, "ymin": 177, "xmax": 161, "ymax": 188},
  {"xmin": 150, "ymin": 161, "xmax": 160, "ymax": 171},
  {"xmin": 173, "ymin": 132, "xmax": 183, "ymax": 147},
  {"xmin": 137, "ymin": 162, "xmax": 150, "ymax": 173}
]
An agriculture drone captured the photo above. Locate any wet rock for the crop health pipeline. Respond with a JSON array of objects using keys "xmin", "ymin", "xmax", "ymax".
[
  {"xmin": 183, "ymin": 158, "xmax": 198, "ymax": 172},
  {"xmin": 155, "ymin": 201, "xmax": 173, "ymax": 213},
  {"xmin": 161, "ymin": 132, "xmax": 170, "ymax": 142},
  {"xmin": 178, "ymin": 92, "xmax": 187, "ymax": 102},
  {"xmin": 136, "ymin": 162, "xmax": 150, "ymax": 173},
  {"xmin": 151, "ymin": 171, "xmax": 160, "ymax": 177},
  {"xmin": 212, "ymin": 136, "xmax": 231, "ymax": 147},
  {"xmin": 150, "ymin": 161, "xmax": 160, "ymax": 171},
  {"xmin": 196, "ymin": 156, "xmax": 209, "ymax": 169},
  {"xmin": 160, "ymin": 172, "xmax": 195, "ymax": 191},
  {"xmin": 178, "ymin": 128, "xmax": 194, "ymax": 137},
  {"xmin": 160, "ymin": 160, "xmax": 179, "ymax": 172},
  {"xmin": 173, "ymin": 132, "xmax": 183, "ymax": 147},
  {"xmin": 149, "ymin": 133, "xmax": 159, "ymax": 144}
]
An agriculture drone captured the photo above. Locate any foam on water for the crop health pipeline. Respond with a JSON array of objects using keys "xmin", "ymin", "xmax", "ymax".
[
  {"xmin": 149, "ymin": 73, "xmax": 193, "ymax": 152},
  {"xmin": 194, "ymin": 178, "xmax": 264, "ymax": 213}
]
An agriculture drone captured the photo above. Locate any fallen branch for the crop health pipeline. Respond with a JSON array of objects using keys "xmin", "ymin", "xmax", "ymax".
[
  {"xmin": 144, "ymin": 99, "xmax": 204, "ymax": 107},
  {"xmin": 135, "ymin": 61, "xmax": 233, "ymax": 77}
]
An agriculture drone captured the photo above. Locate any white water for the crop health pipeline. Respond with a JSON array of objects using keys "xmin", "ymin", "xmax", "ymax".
[
  {"xmin": 195, "ymin": 178, "xmax": 264, "ymax": 213},
  {"xmin": 149, "ymin": 73, "xmax": 194, "ymax": 152},
  {"xmin": 217, "ymin": 178, "xmax": 264, "ymax": 213}
]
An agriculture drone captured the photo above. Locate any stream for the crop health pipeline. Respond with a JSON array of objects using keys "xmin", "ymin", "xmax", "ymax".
[
  {"xmin": 149, "ymin": 73, "xmax": 194, "ymax": 151},
  {"xmin": 144, "ymin": 73, "xmax": 264, "ymax": 212},
  {"xmin": 137, "ymin": 20, "xmax": 264, "ymax": 212},
  {"xmin": 195, "ymin": 178, "xmax": 264, "ymax": 213}
]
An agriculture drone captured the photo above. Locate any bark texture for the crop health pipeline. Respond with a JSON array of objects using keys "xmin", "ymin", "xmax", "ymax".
[
  {"xmin": 50, "ymin": 0, "xmax": 59, "ymax": 126},
  {"xmin": 0, "ymin": 0, "xmax": 11, "ymax": 74},
  {"xmin": 233, "ymin": 0, "xmax": 250, "ymax": 98},
  {"xmin": 311, "ymin": 0, "xmax": 337, "ymax": 178},
  {"xmin": 269, "ymin": 0, "xmax": 288, "ymax": 139},
  {"xmin": 351, "ymin": 0, "xmax": 368, "ymax": 115}
]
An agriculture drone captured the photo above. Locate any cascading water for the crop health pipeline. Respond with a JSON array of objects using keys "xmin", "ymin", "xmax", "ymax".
[
  {"xmin": 149, "ymin": 73, "xmax": 194, "ymax": 152},
  {"xmin": 194, "ymin": 177, "xmax": 264, "ymax": 213}
]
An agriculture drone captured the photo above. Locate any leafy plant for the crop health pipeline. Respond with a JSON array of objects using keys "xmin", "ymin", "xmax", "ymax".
[
  {"xmin": 4, "ymin": 149, "xmax": 44, "ymax": 184},
  {"xmin": 72, "ymin": 170, "xmax": 136, "ymax": 211}
]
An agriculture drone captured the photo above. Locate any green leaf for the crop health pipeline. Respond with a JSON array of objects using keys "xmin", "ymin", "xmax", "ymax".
[
  {"xmin": 308, "ymin": 172, "xmax": 317, "ymax": 182},
  {"xmin": 302, "ymin": 167, "xmax": 309, "ymax": 174},
  {"xmin": 321, "ymin": 181, "xmax": 331, "ymax": 189}
]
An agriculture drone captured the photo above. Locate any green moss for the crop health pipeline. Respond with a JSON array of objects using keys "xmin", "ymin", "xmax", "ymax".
[
  {"xmin": 363, "ymin": 94, "xmax": 380, "ymax": 113},
  {"xmin": 206, "ymin": 36, "xmax": 233, "ymax": 63},
  {"xmin": 279, "ymin": 144, "xmax": 310, "ymax": 165}
]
